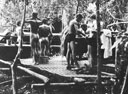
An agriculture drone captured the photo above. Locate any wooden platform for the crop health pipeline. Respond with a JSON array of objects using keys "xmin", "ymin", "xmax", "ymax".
[{"xmin": 20, "ymin": 55, "xmax": 115, "ymax": 79}]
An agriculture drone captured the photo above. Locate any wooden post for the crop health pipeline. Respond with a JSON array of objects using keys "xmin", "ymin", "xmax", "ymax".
[
  {"xmin": 115, "ymin": 37, "xmax": 118, "ymax": 73},
  {"xmin": 11, "ymin": 0, "xmax": 26, "ymax": 94},
  {"xmin": 11, "ymin": 64, "xmax": 17, "ymax": 94},
  {"xmin": 96, "ymin": 0, "xmax": 102, "ymax": 94},
  {"xmin": 121, "ymin": 66, "xmax": 128, "ymax": 94}
]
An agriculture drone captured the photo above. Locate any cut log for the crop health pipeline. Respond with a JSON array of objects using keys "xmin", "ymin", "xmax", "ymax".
[
  {"xmin": 31, "ymin": 82, "xmax": 97, "ymax": 88},
  {"xmin": 0, "ymin": 59, "xmax": 49, "ymax": 83},
  {"xmin": 0, "ymin": 59, "xmax": 11, "ymax": 65},
  {"xmin": 17, "ymin": 66, "xmax": 49, "ymax": 83},
  {"xmin": 101, "ymin": 72, "xmax": 115, "ymax": 77},
  {"xmin": 31, "ymin": 81, "xmax": 113, "ymax": 89},
  {"xmin": 0, "ymin": 68, "xmax": 10, "ymax": 70}
]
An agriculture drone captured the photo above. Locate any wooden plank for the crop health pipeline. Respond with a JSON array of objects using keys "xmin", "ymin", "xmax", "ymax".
[
  {"xmin": 32, "ymin": 81, "xmax": 114, "ymax": 88},
  {"xmin": 63, "ymin": 74, "xmax": 115, "ymax": 79},
  {"xmin": 0, "ymin": 68, "xmax": 10, "ymax": 70},
  {"xmin": 101, "ymin": 72, "xmax": 115, "ymax": 77},
  {"xmin": 31, "ymin": 82, "xmax": 97, "ymax": 88},
  {"xmin": 0, "ymin": 59, "xmax": 11, "ymax": 65}
]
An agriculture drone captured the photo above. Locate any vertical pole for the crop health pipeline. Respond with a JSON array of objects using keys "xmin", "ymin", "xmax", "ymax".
[
  {"xmin": 11, "ymin": 0, "xmax": 26, "ymax": 94},
  {"xmin": 121, "ymin": 66, "xmax": 128, "ymax": 94},
  {"xmin": 11, "ymin": 65, "xmax": 17, "ymax": 94},
  {"xmin": 96, "ymin": 0, "xmax": 102, "ymax": 94}
]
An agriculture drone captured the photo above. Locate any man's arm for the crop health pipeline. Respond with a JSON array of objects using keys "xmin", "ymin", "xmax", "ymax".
[
  {"xmin": 25, "ymin": 19, "xmax": 32, "ymax": 23},
  {"xmin": 74, "ymin": 23, "xmax": 81, "ymax": 34}
]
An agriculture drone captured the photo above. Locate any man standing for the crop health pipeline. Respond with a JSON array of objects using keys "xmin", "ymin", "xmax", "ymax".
[
  {"xmin": 11, "ymin": 21, "xmax": 23, "ymax": 45},
  {"xmin": 25, "ymin": 12, "xmax": 42, "ymax": 64},
  {"xmin": 66, "ymin": 14, "xmax": 83, "ymax": 69},
  {"xmin": 38, "ymin": 18, "xmax": 52, "ymax": 56},
  {"xmin": 52, "ymin": 14, "xmax": 62, "ymax": 33}
]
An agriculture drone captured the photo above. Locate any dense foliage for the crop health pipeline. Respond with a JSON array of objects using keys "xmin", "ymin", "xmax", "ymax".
[{"xmin": 0, "ymin": 0, "xmax": 128, "ymax": 31}]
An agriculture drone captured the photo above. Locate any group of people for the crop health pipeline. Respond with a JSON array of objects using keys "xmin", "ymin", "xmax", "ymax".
[
  {"xmin": 65, "ymin": 14, "xmax": 84, "ymax": 70},
  {"xmin": 64, "ymin": 13, "xmax": 116, "ymax": 70},
  {"xmin": 11, "ymin": 11, "xmax": 116, "ymax": 69},
  {"xmin": 13, "ymin": 12, "xmax": 53, "ymax": 64}
]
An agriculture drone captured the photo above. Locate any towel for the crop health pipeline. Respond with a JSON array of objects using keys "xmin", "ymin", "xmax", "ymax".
[{"xmin": 100, "ymin": 29, "xmax": 112, "ymax": 58}]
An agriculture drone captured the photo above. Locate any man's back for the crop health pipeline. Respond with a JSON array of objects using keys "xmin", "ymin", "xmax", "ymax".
[
  {"xmin": 26, "ymin": 18, "xmax": 42, "ymax": 34},
  {"xmin": 38, "ymin": 24, "xmax": 51, "ymax": 38}
]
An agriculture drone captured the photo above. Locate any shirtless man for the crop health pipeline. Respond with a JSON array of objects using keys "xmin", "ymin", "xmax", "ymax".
[
  {"xmin": 38, "ymin": 18, "xmax": 52, "ymax": 56},
  {"xmin": 66, "ymin": 14, "xmax": 83, "ymax": 69},
  {"xmin": 25, "ymin": 12, "xmax": 42, "ymax": 64},
  {"xmin": 11, "ymin": 21, "xmax": 22, "ymax": 45}
]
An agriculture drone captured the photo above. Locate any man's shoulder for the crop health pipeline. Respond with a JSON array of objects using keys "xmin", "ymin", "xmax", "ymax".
[
  {"xmin": 39, "ymin": 24, "xmax": 50, "ymax": 29},
  {"xmin": 40, "ymin": 24, "xmax": 49, "ymax": 27},
  {"xmin": 28, "ymin": 18, "xmax": 41, "ymax": 23},
  {"xmin": 70, "ymin": 19, "xmax": 77, "ymax": 25}
]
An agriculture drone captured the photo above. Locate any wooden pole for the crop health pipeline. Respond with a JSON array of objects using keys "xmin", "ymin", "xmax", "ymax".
[
  {"xmin": 11, "ymin": 0, "xmax": 26, "ymax": 94},
  {"xmin": 107, "ymin": 21, "xmax": 128, "ymax": 27},
  {"xmin": 120, "ymin": 66, "xmax": 128, "ymax": 94},
  {"xmin": 31, "ymin": 82, "xmax": 113, "ymax": 89},
  {"xmin": 96, "ymin": 0, "xmax": 102, "ymax": 94},
  {"xmin": 11, "ymin": 64, "xmax": 17, "ymax": 94}
]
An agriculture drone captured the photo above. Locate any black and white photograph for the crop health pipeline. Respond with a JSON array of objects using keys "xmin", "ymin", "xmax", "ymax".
[{"xmin": 0, "ymin": 0, "xmax": 127, "ymax": 94}]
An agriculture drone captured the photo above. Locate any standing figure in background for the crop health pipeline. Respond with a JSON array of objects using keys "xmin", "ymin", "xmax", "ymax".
[
  {"xmin": 66, "ymin": 14, "xmax": 83, "ymax": 70},
  {"xmin": 52, "ymin": 13, "xmax": 63, "ymax": 33},
  {"xmin": 47, "ymin": 17, "xmax": 54, "ymax": 50},
  {"xmin": 38, "ymin": 18, "xmax": 52, "ymax": 56},
  {"xmin": 11, "ymin": 21, "xmax": 23, "ymax": 45},
  {"xmin": 25, "ymin": 12, "xmax": 42, "ymax": 64}
]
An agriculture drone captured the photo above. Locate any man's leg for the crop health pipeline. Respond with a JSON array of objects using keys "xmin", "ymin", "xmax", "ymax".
[
  {"xmin": 30, "ymin": 37, "xmax": 39, "ymax": 64},
  {"xmin": 35, "ymin": 38, "xmax": 40, "ymax": 63},
  {"xmin": 40, "ymin": 40, "xmax": 45, "ymax": 56},
  {"xmin": 45, "ymin": 39, "xmax": 50, "ymax": 56},
  {"xmin": 69, "ymin": 41, "xmax": 79, "ymax": 68},
  {"xmin": 66, "ymin": 42, "xmax": 72, "ymax": 69}
]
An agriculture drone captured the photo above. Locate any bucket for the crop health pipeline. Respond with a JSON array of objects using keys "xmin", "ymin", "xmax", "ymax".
[{"xmin": 39, "ymin": 56, "xmax": 49, "ymax": 64}]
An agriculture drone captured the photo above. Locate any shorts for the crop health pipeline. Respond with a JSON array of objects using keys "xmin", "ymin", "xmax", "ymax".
[{"xmin": 66, "ymin": 34, "xmax": 76, "ymax": 42}]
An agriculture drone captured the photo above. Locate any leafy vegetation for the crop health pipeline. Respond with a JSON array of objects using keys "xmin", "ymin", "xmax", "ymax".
[{"xmin": 0, "ymin": 0, "xmax": 128, "ymax": 29}]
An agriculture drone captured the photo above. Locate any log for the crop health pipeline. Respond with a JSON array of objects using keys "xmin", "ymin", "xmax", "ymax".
[
  {"xmin": 31, "ymin": 82, "xmax": 97, "ymax": 89},
  {"xmin": 0, "ymin": 59, "xmax": 11, "ymax": 65},
  {"xmin": 107, "ymin": 21, "xmax": 128, "ymax": 27},
  {"xmin": 101, "ymin": 72, "xmax": 115, "ymax": 77},
  {"xmin": 0, "ymin": 68, "xmax": 10, "ymax": 70},
  {"xmin": 31, "ymin": 81, "xmax": 114, "ymax": 89},
  {"xmin": 0, "ymin": 80, "xmax": 12, "ymax": 86},
  {"xmin": 17, "ymin": 66, "xmax": 49, "ymax": 83},
  {"xmin": 0, "ymin": 59, "xmax": 49, "ymax": 83},
  {"xmin": 63, "ymin": 74, "xmax": 114, "ymax": 79}
]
